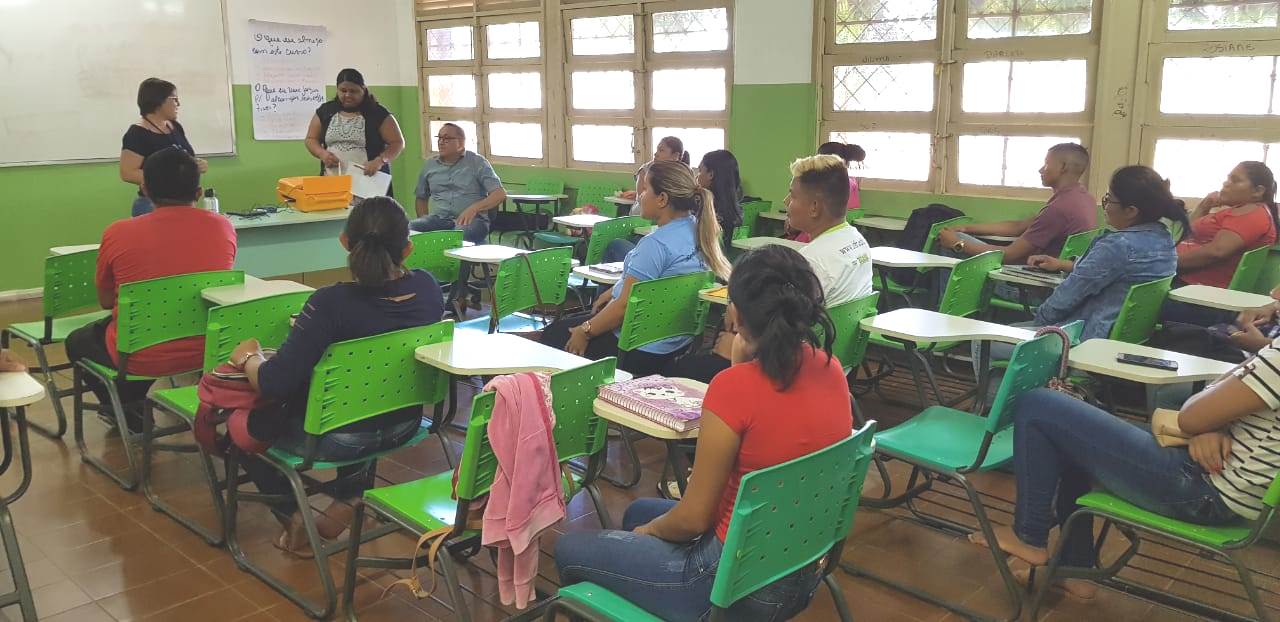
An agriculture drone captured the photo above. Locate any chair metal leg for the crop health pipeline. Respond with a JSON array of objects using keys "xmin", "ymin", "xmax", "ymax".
[
  {"xmin": 1, "ymin": 331, "xmax": 68, "ymax": 439},
  {"xmin": 0, "ymin": 502, "xmax": 36, "ymax": 621},
  {"xmin": 599, "ymin": 425, "xmax": 643, "ymax": 488},
  {"xmin": 340, "ymin": 501, "xmax": 366, "ymax": 622},
  {"xmin": 822, "ymin": 573, "xmax": 854, "ymax": 622},
  {"xmin": 72, "ymin": 363, "xmax": 140, "ymax": 490},
  {"xmin": 140, "ymin": 400, "xmax": 227, "ymax": 546},
  {"xmin": 436, "ymin": 541, "xmax": 473, "ymax": 622}
]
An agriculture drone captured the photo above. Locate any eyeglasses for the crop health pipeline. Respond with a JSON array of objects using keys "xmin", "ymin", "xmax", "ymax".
[
  {"xmin": 1101, "ymin": 192, "xmax": 1122, "ymax": 208},
  {"xmin": 435, "ymin": 135, "xmax": 462, "ymax": 143}
]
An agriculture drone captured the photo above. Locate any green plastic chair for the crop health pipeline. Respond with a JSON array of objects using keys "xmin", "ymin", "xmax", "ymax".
[
  {"xmin": 1228, "ymin": 244, "xmax": 1271, "ymax": 292},
  {"xmin": 546, "ymin": 420, "xmax": 878, "ymax": 622},
  {"xmin": 848, "ymin": 331, "xmax": 1065, "ymax": 622},
  {"xmin": 72, "ymin": 270, "xmax": 244, "ymax": 491},
  {"xmin": 827, "ymin": 292, "xmax": 882, "ymax": 425},
  {"xmin": 584, "ymin": 216, "xmax": 648, "ymax": 266},
  {"xmin": 1, "ymin": 249, "xmax": 110, "ymax": 438},
  {"xmin": 140, "ymin": 291, "xmax": 311, "ymax": 546},
  {"xmin": 605, "ymin": 271, "xmax": 714, "ymax": 488},
  {"xmin": 456, "ymin": 246, "xmax": 573, "ymax": 334},
  {"xmin": 338, "ymin": 358, "xmax": 619, "ymax": 621},
  {"xmin": 577, "ymin": 183, "xmax": 622, "ymax": 213},
  {"xmin": 223, "ymin": 320, "xmax": 453, "ymax": 620},
  {"xmin": 989, "ymin": 227, "xmax": 1103, "ymax": 314},
  {"xmin": 846, "ymin": 208, "xmax": 866, "ymax": 224},
  {"xmin": 1108, "ymin": 276, "xmax": 1174, "ymax": 345},
  {"xmin": 1030, "ymin": 472, "xmax": 1280, "ymax": 621},
  {"xmin": 404, "ymin": 230, "xmax": 464, "ymax": 286},
  {"xmin": 876, "ymin": 216, "xmax": 973, "ymax": 305},
  {"xmin": 504, "ymin": 177, "xmax": 565, "ymax": 248},
  {"xmin": 733, "ymin": 199, "xmax": 771, "ymax": 240}
]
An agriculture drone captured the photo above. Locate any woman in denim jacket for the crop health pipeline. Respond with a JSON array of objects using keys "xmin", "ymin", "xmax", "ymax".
[{"xmin": 1024, "ymin": 165, "xmax": 1188, "ymax": 341}]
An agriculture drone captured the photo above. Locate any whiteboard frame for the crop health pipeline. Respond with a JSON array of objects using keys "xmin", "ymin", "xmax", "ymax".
[{"xmin": 0, "ymin": 0, "xmax": 237, "ymax": 168}]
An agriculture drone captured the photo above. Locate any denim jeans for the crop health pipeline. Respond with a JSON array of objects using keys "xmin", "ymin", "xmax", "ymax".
[
  {"xmin": 1012, "ymin": 388, "xmax": 1238, "ymax": 567},
  {"xmin": 540, "ymin": 311, "xmax": 681, "ymax": 377},
  {"xmin": 555, "ymin": 498, "xmax": 824, "ymax": 622},
  {"xmin": 602, "ymin": 238, "xmax": 638, "ymax": 264},
  {"xmin": 131, "ymin": 195, "xmax": 154, "ymax": 217},
  {"xmin": 241, "ymin": 415, "xmax": 420, "ymax": 520},
  {"xmin": 409, "ymin": 213, "xmax": 490, "ymax": 245}
]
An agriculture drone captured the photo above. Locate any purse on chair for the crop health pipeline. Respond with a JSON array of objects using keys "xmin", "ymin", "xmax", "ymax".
[{"xmin": 1035, "ymin": 326, "xmax": 1091, "ymax": 402}]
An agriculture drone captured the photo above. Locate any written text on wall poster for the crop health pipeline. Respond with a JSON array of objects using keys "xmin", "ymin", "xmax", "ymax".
[{"xmin": 248, "ymin": 20, "xmax": 328, "ymax": 141}]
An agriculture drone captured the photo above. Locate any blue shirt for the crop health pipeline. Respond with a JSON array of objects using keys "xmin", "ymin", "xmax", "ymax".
[
  {"xmin": 611, "ymin": 216, "xmax": 707, "ymax": 354},
  {"xmin": 1034, "ymin": 222, "xmax": 1177, "ymax": 340},
  {"xmin": 414, "ymin": 151, "xmax": 503, "ymax": 220}
]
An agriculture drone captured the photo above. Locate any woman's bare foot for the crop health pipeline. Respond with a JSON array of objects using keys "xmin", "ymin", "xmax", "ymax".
[
  {"xmin": 316, "ymin": 500, "xmax": 356, "ymax": 540},
  {"xmin": 967, "ymin": 524, "xmax": 1051, "ymax": 566},
  {"xmin": 1013, "ymin": 567, "xmax": 1098, "ymax": 601},
  {"xmin": 272, "ymin": 513, "xmax": 314, "ymax": 559}
]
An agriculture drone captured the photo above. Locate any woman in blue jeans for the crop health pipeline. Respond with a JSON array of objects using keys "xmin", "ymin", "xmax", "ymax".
[
  {"xmin": 977, "ymin": 339, "xmax": 1280, "ymax": 599},
  {"xmin": 228, "ymin": 197, "xmax": 443, "ymax": 556},
  {"xmin": 555, "ymin": 245, "xmax": 854, "ymax": 621}
]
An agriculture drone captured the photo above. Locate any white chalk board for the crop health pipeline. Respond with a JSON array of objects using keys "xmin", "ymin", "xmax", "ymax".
[{"xmin": 0, "ymin": 0, "xmax": 235, "ymax": 166}]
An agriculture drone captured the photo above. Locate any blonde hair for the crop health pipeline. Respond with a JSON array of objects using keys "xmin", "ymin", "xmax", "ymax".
[
  {"xmin": 791, "ymin": 154, "xmax": 852, "ymax": 218},
  {"xmin": 646, "ymin": 160, "xmax": 731, "ymax": 280},
  {"xmin": 790, "ymin": 154, "xmax": 846, "ymax": 177}
]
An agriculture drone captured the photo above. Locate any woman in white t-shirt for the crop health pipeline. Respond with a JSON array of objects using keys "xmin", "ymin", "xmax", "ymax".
[{"xmin": 975, "ymin": 343, "xmax": 1280, "ymax": 600}]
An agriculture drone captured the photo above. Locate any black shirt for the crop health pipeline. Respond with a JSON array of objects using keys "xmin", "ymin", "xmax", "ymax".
[{"xmin": 122, "ymin": 121, "xmax": 195, "ymax": 196}]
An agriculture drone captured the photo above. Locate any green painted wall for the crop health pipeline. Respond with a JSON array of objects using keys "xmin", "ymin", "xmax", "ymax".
[
  {"xmin": 0, "ymin": 85, "xmax": 422, "ymax": 292},
  {"xmin": 728, "ymin": 83, "xmax": 819, "ymax": 204}
]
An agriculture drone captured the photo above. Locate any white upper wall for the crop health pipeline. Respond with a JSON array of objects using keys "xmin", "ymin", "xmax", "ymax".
[
  {"xmin": 224, "ymin": 0, "xmax": 417, "ymax": 86},
  {"xmin": 733, "ymin": 0, "xmax": 814, "ymax": 85}
]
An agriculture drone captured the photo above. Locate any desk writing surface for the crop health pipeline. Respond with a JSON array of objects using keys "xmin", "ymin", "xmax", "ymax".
[
  {"xmin": 444, "ymin": 245, "xmax": 527, "ymax": 264},
  {"xmin": 50, "ymin": 244, "xmax": 100, "ymax": 256},
  {"xmin": 229, "ymin": 207, "xmax": 351, "ymax": 230},
  {"xmin": 758, "ymin": 211, "xmax": 788, "ymax": 222},
  {"xmin": 602, "ymin": 196, "xmax": 635, "ymax": 206},
  {"xmin": 414, "ymin": 331, "xmax": 633, "ymax": 380},
  {"xmin": 0, "ymin": 373, "xmax": 45, "ymax": 408},
  {"xmin": 1168, "ymin": 285, "xmax": 1272, "ymax": 313},
  {"xmin": 868, "ymin": 246, "xmax": 959, "ymax": 269},
  {"xmin": 730, "ymin": 237, "xmax": 806, "ymax": 251},
  {"xmin": 1068, "ymin": 338, "xmax": 1234, "ymax": 385},
  {"xmin": 553, "ymin": 214, "xmax": 611, "ymax": 228},
  {"xmin": 574, "ymin": 265, "xmax": 622, "ymax": 285},
  {"xmin": 508, "ymin": 194, "xmax": 568, "ymax": 202},
  {"xmin": 202, "ymin": 277, "xmax": 314, "ymax": 306},
  {"xmin": 699, "ymin": 286, "xmax": 728, "ymax": 305},
  {"xmin": 855, "ymin": 216, "xmax": 908, "ymax": 231},
  {"xmin": 860, "ymin": 308, "xmax": 1035, "ymax": 344},
  {"xmin": 988, "ymin": 267, "xmax": 1064, "ymax": 289}
]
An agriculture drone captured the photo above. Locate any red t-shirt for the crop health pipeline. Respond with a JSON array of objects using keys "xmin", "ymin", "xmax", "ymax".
[
  {"xmin": 1177, "ymin": 203, "xmax": 1277, "ymax": 288},
  {"xmin": 702, "ymin": 346, "xmax": 853, "ymax": 542},
  {"xmin": 96, "ymin": 206, "xmax": 237, "ymax": 377}
]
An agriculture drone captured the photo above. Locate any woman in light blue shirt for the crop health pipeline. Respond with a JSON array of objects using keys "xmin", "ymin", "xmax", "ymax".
[{"xmin": 541, "ymin": 161, "xmax": 731, "ymax": 376}]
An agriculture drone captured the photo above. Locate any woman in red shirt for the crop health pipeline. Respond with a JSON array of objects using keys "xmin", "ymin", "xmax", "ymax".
[
  {"xmin": 554, "ymin": 245, "xmax": 853, "ymax": 621},
  {"xmin": 1163, "ymin": 161, "xmax": 1278, "ymax": 326}
]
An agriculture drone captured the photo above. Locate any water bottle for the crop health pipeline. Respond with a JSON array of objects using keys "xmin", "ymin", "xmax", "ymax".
[{"xmin": 204, "ymin": 188, "xmax": 219, "ymax": 214}]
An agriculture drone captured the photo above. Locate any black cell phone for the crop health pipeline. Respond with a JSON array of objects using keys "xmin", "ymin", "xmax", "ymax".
[{"xmin": 1116, "ymin": 353, "xmax": 1179, "ymax": 371}]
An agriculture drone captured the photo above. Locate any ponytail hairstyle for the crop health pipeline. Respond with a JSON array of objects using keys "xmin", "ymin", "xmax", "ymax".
[
  {"xmin": 1109, "ymin": 165, "xmax": 1189, "ymax": 241},
  {"xmin": 726, "ymin": 245, "xmax": 834, "ymax": 391},
  {"xmin": 647, "ymin": 160, "xmax": 731, "ymax": 280},
  {"xmin": 698, "ymin": 149, "xmax": 744, "ymax": 231},
  {"xmin": 1238, "ymin": 161, "xmax": 1279, "ymax": 236},
  {"xmin": 817, "ymin": 141, "xmax": 866, "ymax": 168},
  {"xmin": 344, "ymin": 196, "xmax": 410, "ymax": 288},
  {"xmin": 658, "ymin": 136, "xmax": 690, "ymax": 166}
]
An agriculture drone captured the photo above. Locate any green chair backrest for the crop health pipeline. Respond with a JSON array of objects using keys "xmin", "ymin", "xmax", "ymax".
[
  {"xmin": 617, "ymin": 271, "xmax": 714, "ymax": 353},
  {"xmin": 577, "ymin": 183, "xmax": 620, "ymax": 212},
  {"xmin": 43, "ymin": 249, "xmax": 101, "ymax": 321},
  {"xmin": 1059, "ymin": 227, "xmax": 1102, "ymax": 261},
  {"xmin": 491, "ymin": 247, "xmax": 573, "ymax": 323},
  {"xmin": 937, "ymin": 251, "xmax": 1003, "ymax": 318},
  {"xmin": 827, "ymin": 292, "xmax": 880, "ymax": 372},
  {"xmin": 1060, "ymin": 319, "xmax": 1085, "ymax": 346},
  {"xmin": 734, "ymin": 200, "xmax": 771, "ymax": 240},
  {"xmin": 115, "ymin": 270, "xmax": 244, "ymax": 363},
  {"xmin": 405, "ymin": 230, "xmax": 464, "ymax": 285},
  {"xmin": 549, "ymin": 358, "xmax": 616, "ymax": 465},
  {"xmin": 202, "ymin": 291, "xmax": 311, "ymax": 373},
  {"xmin": 845, "ymin": 208, "xmax": 865, "ymax": 224},
  {"xmin": 525, "ymin": 177, "xmax": 565, "ymax": 197},
  {"xmin": 710, "ymin": 421, "xmax": 878, "ymax": 609},
  {"xmin": 922, "ymin": 216, "xmax": 974, "ymax": 256},
  {"xmin": 302, "ymin": 320, "xmax": 452, "ymax": 435},
  {"xmin": 584, "ymin": 216, "xmax": 648, "ymax": 265},
  {"xmin": 986, "ymin": 332, "xmax": 1065, "ymax": 434},
  {"xmin": 1229, "ymin": 245, "xmax": 1271, "ymax": 292},
  {"xmin": 1109, "ymin": 276, "xmax": 1174, "ymax": 345},
  {"xmin": 454, "ymin": 390, "xmax": 500, "ymax": 502}
]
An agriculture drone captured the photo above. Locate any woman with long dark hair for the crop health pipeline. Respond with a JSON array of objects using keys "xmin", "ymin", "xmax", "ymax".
[
  {"xmin": 697, "ymin": 149, "xmax": 744, "ymax": 249},
  {"xmin": 305, "ymin": 68, "xmax": 405, "ymax": 195}
]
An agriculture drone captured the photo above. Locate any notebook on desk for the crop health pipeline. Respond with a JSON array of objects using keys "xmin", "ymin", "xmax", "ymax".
[
  {"xmin": 1000, "ymin": 265, "xmax": 1065, "ymax": 285},
  {"xmin": 598, "ymin": 375, "xmax": 704, "ymax": 432}
]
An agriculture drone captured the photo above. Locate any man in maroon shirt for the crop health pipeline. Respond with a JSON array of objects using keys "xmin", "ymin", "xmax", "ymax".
[{"xmin": 65, "ymin": 147, "xmax": 237, "ymax": 430}]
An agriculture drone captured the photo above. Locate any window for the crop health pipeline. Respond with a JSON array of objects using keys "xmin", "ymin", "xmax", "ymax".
[
  {"xmin": 822, "ymin": 0, "xmax": 1098, "ymax": 195},
  {"xmin": 564, "ymin": 3, "xmax": 731, "ymax": 169},
  {"xmin": 1141, "ymin": 2, "xmax": 1280, "ymax": 199},
  {"xmin": 419, "ymin": 16, "xmax": 546, "ymax": 164}
]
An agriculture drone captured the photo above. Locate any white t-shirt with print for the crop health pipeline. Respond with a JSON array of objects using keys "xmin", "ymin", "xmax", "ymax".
[{"xmin": 798, "ymin": 222, "xmax": 873, "ymax": 307}]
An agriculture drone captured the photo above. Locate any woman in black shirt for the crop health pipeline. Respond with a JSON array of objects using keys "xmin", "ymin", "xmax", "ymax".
[
  {"xmin": 119, "ymin": 78, "xmax": 206, "ymax": 216},
  {"xmin": 304, "ymin": 68, "xmax": 404, "ymax": 196}
]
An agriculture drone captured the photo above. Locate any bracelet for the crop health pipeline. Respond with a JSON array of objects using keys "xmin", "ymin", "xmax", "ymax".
[{"xmin": 234, "ymin": 351, "xmax": 264, "ymax": 368}]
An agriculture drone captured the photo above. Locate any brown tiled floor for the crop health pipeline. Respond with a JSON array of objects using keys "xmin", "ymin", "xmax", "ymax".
[{"xmin": 1, "ymin": 294, "xmax": 1280, "ymax": 621}]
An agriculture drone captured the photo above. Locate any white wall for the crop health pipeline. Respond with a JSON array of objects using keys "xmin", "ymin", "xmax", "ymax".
[
  {"xmin": 224, "ymin": 0, "xmax": 417, "ymax": 86},
  {"xmin": 733, "ymin": 0, "xmax": 814, "ymax": 85}
]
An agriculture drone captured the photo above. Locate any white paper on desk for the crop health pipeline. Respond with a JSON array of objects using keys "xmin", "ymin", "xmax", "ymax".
[{"xmin": 342, "ymin": 161, "xmax": 392, "ymax": 198}]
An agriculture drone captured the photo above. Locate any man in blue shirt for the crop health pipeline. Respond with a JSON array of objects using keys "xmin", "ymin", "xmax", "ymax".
[{"xmin": 411, "ymin": 123, "xmax": 507, "ymax": 244}]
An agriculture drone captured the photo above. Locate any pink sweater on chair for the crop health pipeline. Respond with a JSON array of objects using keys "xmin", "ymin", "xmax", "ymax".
[{"xmin": 481, "ymin": 372, "xmax": 564, "ymax": 609}]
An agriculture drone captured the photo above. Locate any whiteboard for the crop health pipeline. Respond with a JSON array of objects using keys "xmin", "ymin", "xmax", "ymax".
[{"xmin": 0, "ymin": 0, "xmax": 235, "ymax": 166}]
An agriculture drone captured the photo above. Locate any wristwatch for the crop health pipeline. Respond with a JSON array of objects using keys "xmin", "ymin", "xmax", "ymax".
[
  {"xmin": 953, "ymin": 240, "xmax": 966, "ymax": 253},
  {"xmin": 235, "ymin": 351, "xmax": 265, "ymax": 368},
  {"xmin": 579, "ymin": 320, "xmax": 593, "ymax": 338}
]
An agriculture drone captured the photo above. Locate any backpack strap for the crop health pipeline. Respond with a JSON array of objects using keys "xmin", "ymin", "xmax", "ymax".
[{"xmin": 381, "ymin": 526, "xmax": 455, "ymax": 600}]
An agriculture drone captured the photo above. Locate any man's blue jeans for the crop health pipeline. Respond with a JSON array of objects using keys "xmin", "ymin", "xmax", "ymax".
[{"xmin": 410, "ymin": 213, "xmax": 490, "ymax": 245}]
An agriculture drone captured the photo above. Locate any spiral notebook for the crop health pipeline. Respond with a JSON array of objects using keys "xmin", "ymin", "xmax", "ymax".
[{"xmin": 598, "ymin": 375, "xmax": 704, "ymax": 432}]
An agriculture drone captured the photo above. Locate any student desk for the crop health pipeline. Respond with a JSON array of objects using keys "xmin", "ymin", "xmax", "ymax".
[
  {"xmin": 758, "ymin": 211, "xmax": 788, "ymax": 222},
  {"xmin": 49, "ymin": 244, "xmax": 100, "ymax": 256},
  {"xmin": 573, "ymin": 264, "xmax": 623, "ymax": 286},
  {"xmin": 229, "ymin": 207, "xmax": 351, "ymax": 278},
  {"xmin": 442, "ymin": 244, "xmax": 527, "ymax": 318},
  {"xmin": 699, "ymin": 286, "xmax": 728, "ymax": 306},
  {"xmin": 593, "ymin": 378, "xmax": 704, "ymax": 496},
  {"xmin": 0, "ymin": 373, "xmax": 44, "ymax": 409},
  {"xmin": 1068, "ymin": 338, "xmax": 1233, "ymax": 389},
  {"xmin": 868, "ymin": 246, "xmax": 959, "ymax": 269},
  {"xmin": 855, "ymin": 216, "xmax": 908, "ymax": 231},
  {"xmin": 0, "ymin": 370, "xmax": 40, "ymax": 619},
  {"xmin": 730, "ymin": 237, "xmax": 806, "ymax": 251},
  {"xmin": 552, "ymin": 214, "xmax": 612, "ymax": 229},
  {"xmin": 861, "ymin": 308, "xmax": 1035, "ymax": 408},
  {"xmin": 1168, "ymin": 285, "xmax": 1273, "ymax": 313},
  {"xmin": 987, "ymin": 267, "xmax": 1065, "ymax": 289},
  {"xmin": 602, "ymin": 196, "xmax": 635, "ymax": 217},
  {"xmin": 201, "ymin": 275, "xmax": 314, "ymax": 306}
]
